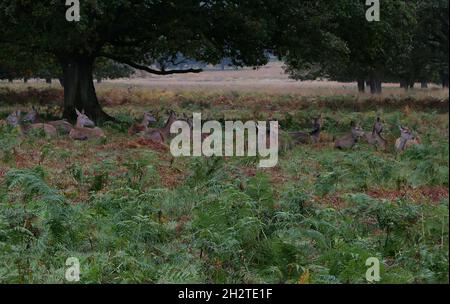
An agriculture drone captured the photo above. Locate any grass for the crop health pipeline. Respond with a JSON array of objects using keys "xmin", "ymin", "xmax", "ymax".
[{"xmin": 0, "ymin": 84, "xmax": 448, "ymax": 284}]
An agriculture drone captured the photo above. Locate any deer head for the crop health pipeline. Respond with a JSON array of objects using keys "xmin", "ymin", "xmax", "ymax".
[
  {"xmin": 6, "ymin": 110, "xmax": 22, "ymax": 127},
  {"xmin": 351, "ymin": 122, "xmax": 365, "ymax": 138},
  {"xmin": 399, "ymin": 126, "xmax": 415, "ymax": 141},
  {"xmin": 75, "ymin": 109, "xmax": 95, "ymax": 128},
  {"xmin": 142, "ymin": 112, "xmax": 157, "ymax": 125},
  {"xmin": 23, "ymin": 106, "xmax": 40, "ymax": 124}
]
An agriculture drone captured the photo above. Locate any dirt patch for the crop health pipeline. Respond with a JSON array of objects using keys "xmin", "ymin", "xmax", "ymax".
[
  {"xmin": 126, "ymin": 138, "xmax": 170, "ymax": 153},
  {"xmin": 367, "ymin": 187, "xmax": 449, "ymax": 204},
  {"xmin": 158, "ymin": 165, "xmax": 186, "ymax": 189}
]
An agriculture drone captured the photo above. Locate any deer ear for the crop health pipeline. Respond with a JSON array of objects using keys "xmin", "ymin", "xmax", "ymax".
[
  {"xmin": 82, "ymin": 109, "xmax": 85, "ymax": 114},
  {"xmin": 75, "ymin": 109, "xmax": 81, "ymax": 116}
]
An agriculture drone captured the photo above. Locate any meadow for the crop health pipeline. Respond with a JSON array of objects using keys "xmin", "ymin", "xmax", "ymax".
[{"xmin": 0, "ymin": 81, "xmax": 448, "ymax": 284}]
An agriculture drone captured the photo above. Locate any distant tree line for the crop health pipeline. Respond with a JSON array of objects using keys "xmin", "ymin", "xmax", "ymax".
[
  {"xmin": 0, "ymin": 56, "xmax": 133, "ymax": 85},
  {"xmin": 280, "ymin": 0, "xmax": 449, "ymax": 93}
]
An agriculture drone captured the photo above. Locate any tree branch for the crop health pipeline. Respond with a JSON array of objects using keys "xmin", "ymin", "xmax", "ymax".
[{"xmin": 99, "ymin": 54, "xmax": 203, "ymax": 75}]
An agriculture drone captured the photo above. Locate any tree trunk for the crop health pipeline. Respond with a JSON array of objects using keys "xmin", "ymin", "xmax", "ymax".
[
  {"xmin": 58, "ymin": 75, "xmax": 64, "ymax": 88},
  {"xmin": 60, "ymin": 57, "xmax": 114, "ymax": 123},
  {"xmin": 24, "ymin": 78, "xmax": 28, "ymax": 83},
  {"xmin": 376, "ymin": 79, "xmax": 382, "ymax": 94},
  {"xmin": 97, "ymin": 77, "xmax": 102, "ymax": 84},
  {"xmin": 357, "ymin": 78, "xmax": 365, "ymax": 93},
  {"xmin": 8, "ymin": 78, "xmax": 13, "ymax": 83},
  {"xmin": 45, "ymin": 78, "xmax": 52, "ymax": 84},
  {"xmin": 369, "ymin": 75, "xmax": 382, "ymax": 94},
  {"xmin": 442, "ymin": 73, "xmax": 449, "ymax": 88},
  {"xmin": 400, "ymin": 80, "xmax": 408, "ymax": 89},
  {"xmin": 420, "ymin": 81, "xmax": 428, "ymax": 89}
]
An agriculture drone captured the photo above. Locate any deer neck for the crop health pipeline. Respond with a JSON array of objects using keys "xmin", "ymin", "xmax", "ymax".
[
  {"xmin": 310, "ymin": 125, "xmax": 321, "ymax": 137},
  {"xmin": 141, "ymin": 117, "xmax": 150, "ymax": 127},
  {"xmin": 399, "ymin": 137, "xmax": 409, "ymax": 151},
  {"xmin": 162, "ymin": 115, "xmax": 175, "ymax": 135},
  {"xmin": 75, "ymin": 118, "xmax": 86, "ymax": 128}
]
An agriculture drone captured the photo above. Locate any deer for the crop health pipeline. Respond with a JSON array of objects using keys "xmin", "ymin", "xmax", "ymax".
[
  {"xmin": 6, "ymin": 110, "xmax": 58, "ymax": 137},
  {"xmin": 334, "ymin": 122, "xmax": 365, "ymax": 150},
  {"xmin": 69, "ymin": 109, "xmax": 106, "ymax": 140},
  {"xmin": 181, "ymin": 114, "xmax": 211, "ymax": 142},
  {"xmin": 364, "ymin": 117, "xmax": 387, "ymax": 151},
  {"xmin": 128, "ymin": 112, "xmax": 157, "ymax": 135},
  {"xmin": 289, "ymin": 116, "xmax": 323, "ymax": 144},
  {"xmin": 142, "ymin": 111, "xmax": 178, "ymax": 143},
  {"xmin": 395, "ymin": 126, "xmax": 421, "ymax": 152},
  {"xmin": 23, "ymin": 106, "xmax": 73, "ymax": 134}
]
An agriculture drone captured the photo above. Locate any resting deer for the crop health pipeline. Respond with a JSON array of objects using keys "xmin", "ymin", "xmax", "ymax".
[
  {"xmin": 364, "ymin": 117, "xmax": 387, "ymax": 150},
  {"xmin": 69, "ymin": 109, "xmax": 105, "ymax": 140},
  {"xmin": 128, "ymin": 112, "xmax": 157, "ymax": 135},
  {"xmin": 6, "ymin": 110, "xmax": 57, "ymax": 137},
  {"xmin": 182, "ymin": 114, "xmax": 211, "ymax": 141},
  {"xmin": 23, "ymin": 106, "xmax": 73, "ymax": 134},
  {"xmin": 395, "ymin": 126, "xmax": 420, "ymax": 152},
  {"xmin": 289, "ymin": 116, "xmax": 322, "ymax": 144},
  {"xmin": 142, "ymin": 111, "xmax": 177, "ymax": 143},
  {"xmin": 334, "ymin": 122, "xmax": 365, "ymax": 149}
]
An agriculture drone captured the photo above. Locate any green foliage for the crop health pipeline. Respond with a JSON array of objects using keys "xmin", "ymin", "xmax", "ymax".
[{"xmin": 0, "ymin": 102, "xmax": 448, "ymax": 284}]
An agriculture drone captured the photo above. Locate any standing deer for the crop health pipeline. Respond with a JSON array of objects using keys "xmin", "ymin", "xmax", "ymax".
[
  {"xmin": 128, "ymin": 112, "xmax": 157, "ymax": 135},
  {"xmin": 23, "ymin": 106, "xmax": 73, "ymax": 134},
  {"xmin": 289, "ymin": 116, "xmax": 322, "ymax": 144},
  {"xmin": 334, "ymin": 122, "xmax": 365, "ymax": 149},
  {"xmin": 6, "ymin": 110, "xmax": 58, "ymax": 137},
  {"xmin": 143, "ymin": 111, "xmax": 177, "ymax": 143},
  {"xmin": 395, "ymin": 126, "xmax": 420, "ymax": 152},
  {"xmin": 364, "ymin": 117, "xmax": 387, "ymax": 150},
  {"xmin": 69, "ymin": 109, "xmax": 105, "ymax": 140}
]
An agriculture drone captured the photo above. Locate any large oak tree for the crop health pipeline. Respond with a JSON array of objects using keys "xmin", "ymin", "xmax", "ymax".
[{"xmin": 0, "ymin": 0, "xmax": 275, "ymax": 121}]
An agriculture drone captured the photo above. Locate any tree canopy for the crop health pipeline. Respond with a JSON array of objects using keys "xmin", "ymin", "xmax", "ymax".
[{"xmin": 1, "ymin": 0, "xmax": 276, "ymax": 120}]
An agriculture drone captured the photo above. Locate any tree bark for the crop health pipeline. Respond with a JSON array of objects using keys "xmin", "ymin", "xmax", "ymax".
[
  {"xmin": 45, "ymin": 78, "xmax": 52, "ymax": 84},
  {"xmin": 420, "ymin": 81, "xmax": 428, "ymax": 89},
  {"xmin": 60, "ymin": 56, "xmax": 114, "ymax": 123},
  {"xmin": 442, "ymin": 73, "xmax": 449, "ymax": 88},
  {"xmin": 357, "ymin": 78, "xmax": 365, "ymax": 93},
  {"xmin": 97, "ymin": 77, "xmax": 102, "ymax": 83},
  {"xmin": 369, "ymin": 74, "xmax": 382, "ymax": 94},
  {"xmin": 24, "ymin": 78, "xmax": 28, "ymax": 83},
  {"xmin": 58, "ymin": 75, "xmax": 64, "ymax": 88},
  {"xmin": 400, "ymin": 80, "xmax": 407, "ymax": 89}
]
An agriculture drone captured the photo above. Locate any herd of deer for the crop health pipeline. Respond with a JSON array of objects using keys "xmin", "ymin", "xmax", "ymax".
[{"xmin": 4, "ymin": 107, "xmax": 420, "ymax": 152}]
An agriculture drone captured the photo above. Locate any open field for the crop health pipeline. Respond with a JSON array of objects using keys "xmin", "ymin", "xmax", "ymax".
[{"xmin": 0, "ymin": 82, "xmax": 449, "ymax": 283}]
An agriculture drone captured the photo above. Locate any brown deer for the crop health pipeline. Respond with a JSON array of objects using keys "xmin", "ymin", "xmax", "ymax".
[
  {"xmin": 69, "ymin": 109, "xmax": 105, "ymax": 140},
  {"xmin": 334, "ymin": 122, "xmax": 365, "ymax": 149},
  {"xmin": 142, "ymin": 111, "xmax": 178, "ymax": 143},
  {"xmin": 128, "ymin": 112, "xmax": 157, "ymax": 135},
  {"xmin": 364, "ymin": 117, "xmax": 387, "ymax": 150},
  {"xmin": 6, "ymin": 110, "xmax": 57, "ymax": 137},
  {"xmin": 395, "ymin": 126, "xmax": 420, "ymax": 152},
  {"xmin": 181, "ymin": 114, "xmax": 211, "ymax": 141},
  {"xmin": 289, "ymin": 116, "xmax": 322, "ymax": 144},
  {"xmin": 23, "ymin": 106, "xmax": 74, "ymax": 134}
]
